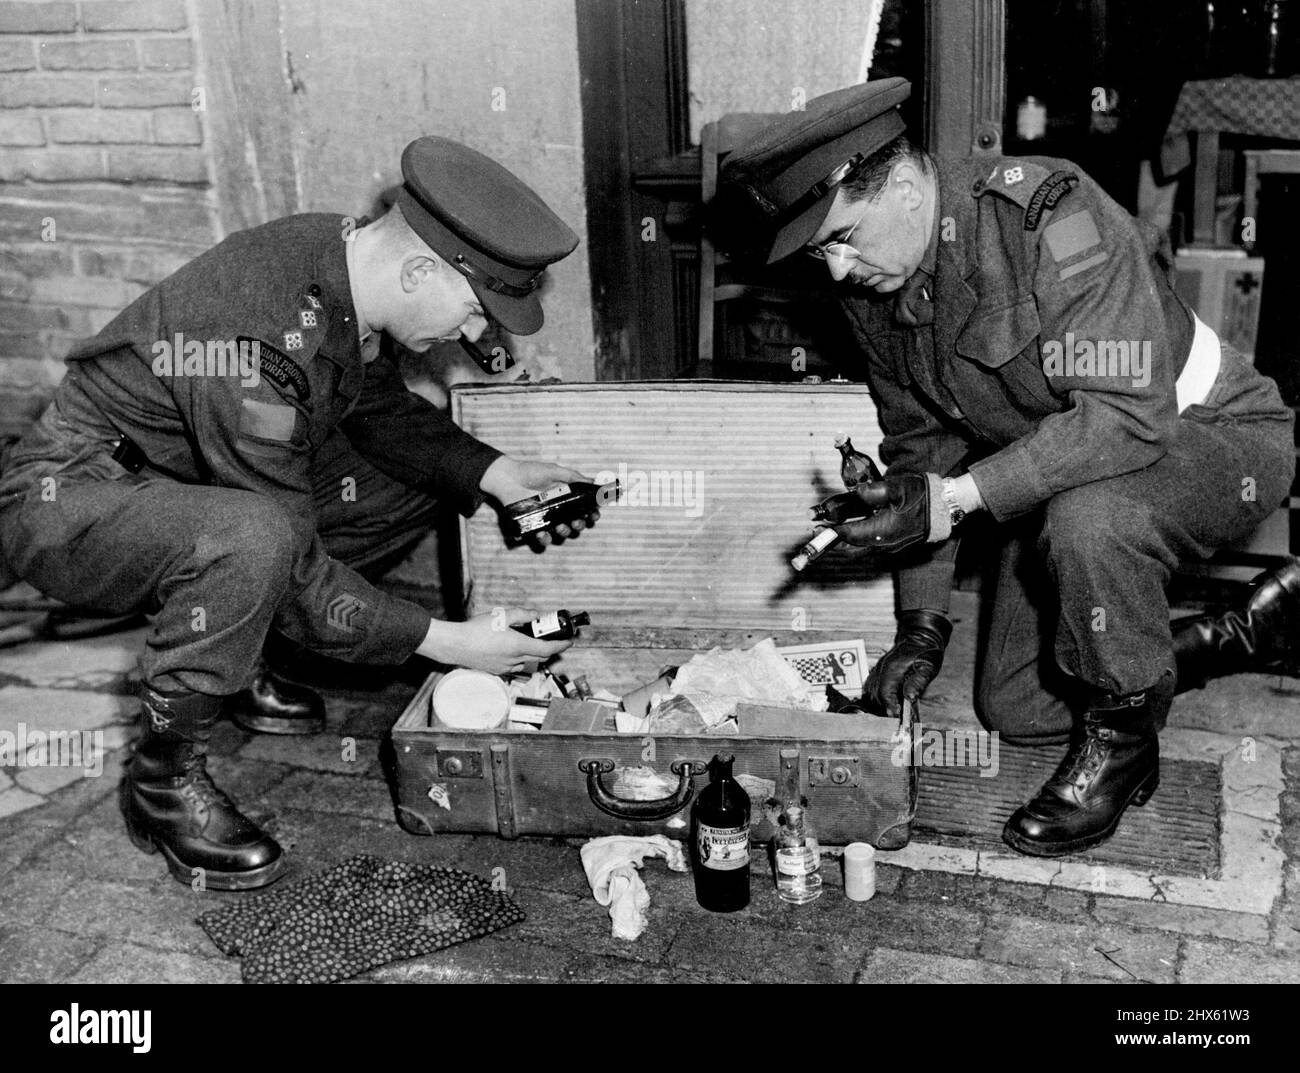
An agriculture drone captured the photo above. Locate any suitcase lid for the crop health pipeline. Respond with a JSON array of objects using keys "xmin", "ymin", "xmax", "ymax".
[{"xmin": 451, "ymin": 380, "xmax": 895, "ymax": 635}]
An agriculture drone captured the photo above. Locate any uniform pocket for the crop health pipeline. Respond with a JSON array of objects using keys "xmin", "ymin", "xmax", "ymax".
[{"xmin": 956, "ymin": 296, "xmax": 1041, "ymax": 370}]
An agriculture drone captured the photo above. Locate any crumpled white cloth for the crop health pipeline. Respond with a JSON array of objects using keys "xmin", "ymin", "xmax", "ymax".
[{"xmin": 580, "ymin": 835, "xmax": 688, "ymax": 941}]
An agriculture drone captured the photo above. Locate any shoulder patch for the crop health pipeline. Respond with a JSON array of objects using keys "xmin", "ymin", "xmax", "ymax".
[
  {"xmin": 1024, "ymin": 170, "xmax": 1079, "ymax": 231},
  {"xmin": 1043, "ymin": 210, "xmax": 1108, "ymax": 281},
  {"xmin": 1044, "ymin": 211, "xmax": 1101, "ymax": 263},
  {"xmin": 239, "ymin": 336, "xmax": 311, "ymax": 402}
]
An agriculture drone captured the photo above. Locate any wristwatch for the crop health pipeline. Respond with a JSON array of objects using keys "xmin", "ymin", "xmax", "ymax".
[{"xmin": 940, "ymin": 477, "xmax": 966, "ymax": 528}]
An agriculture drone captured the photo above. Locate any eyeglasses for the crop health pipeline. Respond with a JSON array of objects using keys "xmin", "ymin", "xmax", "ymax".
[{"xmin": 804, "ymin": 208, "xmax": 868, "ymax": 265}]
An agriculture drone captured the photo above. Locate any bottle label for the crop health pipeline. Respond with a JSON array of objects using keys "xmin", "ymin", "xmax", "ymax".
[
  {"xmin": 530, "ymin": 612, "xmax": 561, "ymax": 638},
  {"xmin": 776, "ymin": 844, "xmax": 819, "ymax": 876},
  {"xmin": 537, "ymin": 484, "xmax": 572, "ymax": 503},
  {"xmin": 697, "ymin": 823, "xmax": 750, "ymax": 871}
]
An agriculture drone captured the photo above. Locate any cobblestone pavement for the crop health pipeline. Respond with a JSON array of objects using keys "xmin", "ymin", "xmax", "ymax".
[{"xmin": 2, "ymin": 595, "xmax": 1299, "ymax": 984}]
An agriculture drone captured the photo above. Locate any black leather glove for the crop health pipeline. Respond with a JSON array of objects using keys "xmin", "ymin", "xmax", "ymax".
[
  {"xmin": 815, "ymin": 472, "xmax": 943, "ymax": 554},
  {"xmin": 866, "ymin": 609, "xmax": 953, "ymax": 719}
]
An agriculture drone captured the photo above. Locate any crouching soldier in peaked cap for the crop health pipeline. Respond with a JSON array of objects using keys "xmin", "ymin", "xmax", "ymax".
[
  {"xmin": 0, "ymin": 137, "xmax": 597, "ymax": 889},
  {"xmin": 713, "ymin": 79, "xmax": 1299, "ymax": 857}
]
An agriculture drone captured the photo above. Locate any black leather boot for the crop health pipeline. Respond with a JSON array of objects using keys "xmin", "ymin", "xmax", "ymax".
[
  {"xmin": 1002, "ymin": 676, "xmax": 1170, "ymax": 858},
  {"xmin": 228, "ymin": 657, "xmax": 326, "ymax": 735},
  {"xmin": 1172, "ymin": 558, "xmax": 1300, "ymax": 693},
  {"xmin": 120, "ymin": 685, "xmax": 286, "ymax": 890}
]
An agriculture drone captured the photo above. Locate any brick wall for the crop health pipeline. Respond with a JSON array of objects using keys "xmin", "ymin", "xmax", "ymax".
[{"xmin": 0, "ymin": 0, "xmax": 217, "ymax": 438}]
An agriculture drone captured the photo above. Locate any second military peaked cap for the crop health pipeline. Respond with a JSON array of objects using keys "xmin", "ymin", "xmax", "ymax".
[
  {"xmin": 719, "ymin": 78, "xmax": 912, "ymax": 264},
  {"xmin": 398, "ymin": 136, "xmax": 579, "ymax": 335}
]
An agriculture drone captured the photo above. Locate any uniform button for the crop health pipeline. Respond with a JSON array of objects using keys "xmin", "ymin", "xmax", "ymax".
[
  {"xmin": 307, "ymin": 283, "xmax": 322, "ymax": 297},
  {"xmin": 970, "ymin": 180, "xmax": 983, "ymax": 194}
]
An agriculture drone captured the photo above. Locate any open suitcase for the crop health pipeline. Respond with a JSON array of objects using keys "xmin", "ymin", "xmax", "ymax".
[{"xmin": 392, "ymin": 381, "xmax": 917, "ymax": 848}]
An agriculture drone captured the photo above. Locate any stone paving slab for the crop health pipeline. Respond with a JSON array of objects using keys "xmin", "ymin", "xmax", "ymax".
[
  {"xmin": 0, "ymin": 628, "xmax": 146, "ymax": 691},
  {"xmin": 258, "ymin": 769, "xmax": 396, "ymax": 823},
  {"xmin": 0, "ymin": 925, "xmax": 99, "ymax": 984},
  {"xmin": 0, "ymin": 685, "xmax": 133, "ymax": 737},
  {"xmin": 844, "ymin": 897, "xmax": 986, "ymax": 959},
  {"xmin": 13, "ymin": 762, "xmax": 98, "ymax": 795},
  {"xmin": 0, "ymin": 865, "xmax": 83, "ymax": 927},
  {"xmin": 66, "ymin": 942, "xmax": 243, "ymax": 985},
  {"xmin": 203, "ymin": 754, "xmax": 296, "ymax": 807},
  {"xmin": 894, "ymin": 866, "xmax": 1047, "ymax": 917},
  {"xmin": 37, "ymin": 825, "xmax": 181, "ymax": 886},
  {"xmin": 47, "ymin": 876, "xmax": 215, "ymax": 957},
  {"xmin": 508, "ymin": 887, "xmax": 679, "ymax": 965},
  {"xmin": 263, "ymin": 808, "xmax": 468, "ymax": 873},
  {"xmin": 1180, "ymin": 940, "xmax": 1300, "ymax": 984},
  {"xmin": 0, "ymin": 785, "xmax": 43, "ymax": 818},
  {"xmin": 1091, "ymin": 894, "xmax": 1271, "ymax": 943},
  {"xmin": 235, "ymin": 730, "xmax": 384, "ymax": 777},
  {"xmin": 979, "ymin": 915, "xmax": 1181, "ymax": 983},
  {"xmin": 438, "ymin": 835, "xmax": 595, "ymax": 898},
  {"xmin": 664, "ymin": 915, "xmax": 864, "ymax": 983},
  {"xmin": 555, "ymin": 952, "xmax": 732, "ymax": 984},
  {"xmin": 1274, "ymin": 863, "xmax": 1300, "ymax": 953},
  {"xmin": 859, "ymin": 947, "xmax": 1062, "ymax": 984},
  {"xmin": 1171, "ymin": 675, "xmax": 1300, "ymax": 741}
]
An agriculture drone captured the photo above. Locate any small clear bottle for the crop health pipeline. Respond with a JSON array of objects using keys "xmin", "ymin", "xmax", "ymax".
[{"xmin": 773, "ymin": 803, "xmax": 823, "ymax": 904}]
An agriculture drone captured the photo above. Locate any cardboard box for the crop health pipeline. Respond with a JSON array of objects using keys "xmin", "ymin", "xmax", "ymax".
[{"xmin": 1174, "ymin": 250, "xmax": 1265, "ymax": 358}]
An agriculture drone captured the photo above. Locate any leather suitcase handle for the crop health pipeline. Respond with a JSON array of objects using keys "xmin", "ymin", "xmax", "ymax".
[{"xmin": 578, "ymin": 757, "xmax": 706, "ymax": 821}]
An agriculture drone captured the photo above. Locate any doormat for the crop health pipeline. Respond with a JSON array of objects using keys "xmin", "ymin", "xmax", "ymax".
[
  {"xmin": 885, "ymin": 728, "xmax": 1285, "ymax": 916},
  {"xmin": 914, "ymin": 745, "xmax": 1220, "ymax": 877}
]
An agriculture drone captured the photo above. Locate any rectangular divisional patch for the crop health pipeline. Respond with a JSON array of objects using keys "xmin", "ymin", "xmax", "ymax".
[
  {"xmin": 239, "ymin": 398, "xmax": 296, "ymax": 442},
  {"xmin": 1043, "ymin": 211, "xmax": 1102, "ymax": 263}
]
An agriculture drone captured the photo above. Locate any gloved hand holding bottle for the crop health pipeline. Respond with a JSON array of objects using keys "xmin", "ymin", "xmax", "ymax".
[{"xmin": 813, "ymin": 469, "xmax": 986, "ymax": 554}]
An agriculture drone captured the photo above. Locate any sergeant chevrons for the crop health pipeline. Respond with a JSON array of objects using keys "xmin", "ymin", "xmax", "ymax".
[
  {"xmin": 6, "ymin": 214, "xmax": 502, "ymax": 665},
  {"xmin": 839, "ymin": 155, "xmax": 1196, "ymax": 611}
]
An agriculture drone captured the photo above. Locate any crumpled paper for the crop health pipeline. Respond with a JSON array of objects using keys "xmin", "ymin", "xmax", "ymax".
[
  {"xmin": 580, "ymin": 835, "xmax": 688, "ymax": 941},
  {"xmin": 646, "ymin": 693, "xmax": 739, "ymax": 735},
  {"xmin": 669, "ymin": 637, "xmax": 828, "ymax": 714}
]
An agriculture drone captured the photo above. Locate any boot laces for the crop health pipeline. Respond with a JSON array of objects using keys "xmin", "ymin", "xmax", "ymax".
[
  {"xmin": 1061, "ymin": 733, "xmax": 1108, "ymax": 789},
  {"xmin": 179, "ymin": 754, "xmax": 237, "ymax": 810}
]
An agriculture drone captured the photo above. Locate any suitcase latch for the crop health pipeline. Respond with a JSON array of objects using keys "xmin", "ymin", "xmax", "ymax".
[
  {"xmin": 436, "ymin": 749, "xmax": 484, "ymax": 778},
  {"xmin": 808, "ymin": 756, "xmax": 860, "ymax": 787}
]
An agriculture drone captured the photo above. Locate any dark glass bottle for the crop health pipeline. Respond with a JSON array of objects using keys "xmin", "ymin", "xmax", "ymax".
[
  {"xmin": 791, "ymin": 438, "xmax": 880, "ymax": 572},
  {"xmin": 502, "ymin": 481, "xmax": 620, "ymax": 543},
  {"xmin": 511, "ymin": 609, "xmax": 590, "ymax": 641},
  {"xmin": 835, "ymin": 434, "xmax": 883, "ymax": 489},
  {"xmin": 689, "ymin": 755, "xmax": 751, "ymax": 912}
]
